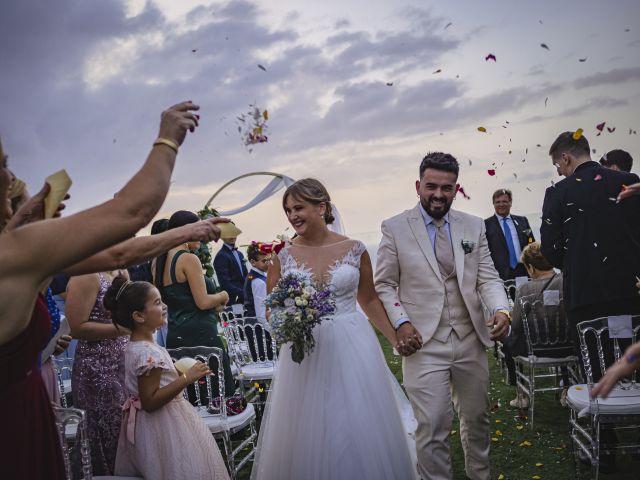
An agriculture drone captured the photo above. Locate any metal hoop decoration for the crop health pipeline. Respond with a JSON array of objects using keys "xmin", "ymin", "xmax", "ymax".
[{"xmin": 115, "ymin": 281, "xmax": 132, "ymax": 301}]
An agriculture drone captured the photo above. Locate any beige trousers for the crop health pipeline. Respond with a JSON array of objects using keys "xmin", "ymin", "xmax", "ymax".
[{"xmin": 403, "ymin": 331, "xmax": 490, "ymax": 480}]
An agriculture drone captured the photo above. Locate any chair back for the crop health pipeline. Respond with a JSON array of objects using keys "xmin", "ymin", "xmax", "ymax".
[
  {"xmin": 166, "ymin": 346, "xmax": 226, "ymax": 415},
  {"xmin": 221, "ymin": 318, "xmax": 253, "ymax": 367},
  {"xmin": 237, "ymin": 316, "xmax": 277, "ymax": 364},
  {"xmin": 520, "ymin": 294, "xmax": 574, "ymax": 357},
  {"xmin": 576, "ymin": 316, "xmax": 640, "ymax": 386},
  {"xmin": 53, "ymin": 405, "xmax": 93, "ymax": 480},
  {"xmin": 503, "ymin": 280, "xmax": 517, "ymax": 308},
  {"xmin": 51, "ymin": 355, "xmax": 74, "ymax": 407}
]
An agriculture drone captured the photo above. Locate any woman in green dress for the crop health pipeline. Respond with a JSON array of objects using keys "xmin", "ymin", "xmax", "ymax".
[{"xmin": 154, "ymin": 210, "xmax": 236, "ymax": 397}]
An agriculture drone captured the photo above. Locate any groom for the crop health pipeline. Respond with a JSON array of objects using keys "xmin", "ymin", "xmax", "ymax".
[{"xmin": 375, "ymin": 152, "xmax": 510, "ymax": 480}]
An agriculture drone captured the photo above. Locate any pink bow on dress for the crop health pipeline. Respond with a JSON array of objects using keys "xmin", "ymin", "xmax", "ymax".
[{"xmin": 122, "ymin": 397, "xmax": 142, "ymax": 444}]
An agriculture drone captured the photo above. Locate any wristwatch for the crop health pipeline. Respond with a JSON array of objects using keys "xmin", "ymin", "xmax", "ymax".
[{"xmin": 496, "ymin": 309, "xmax": 512, "ymax": 322}]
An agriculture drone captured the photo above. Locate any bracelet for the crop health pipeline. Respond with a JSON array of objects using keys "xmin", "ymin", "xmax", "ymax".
[
  {"xmin": 153, "ymin": 137, "xmax": 179, "ymax": 154},
  {"xmin": 181, "ymin": 372, "xmax": 188, "ymax": 382}
]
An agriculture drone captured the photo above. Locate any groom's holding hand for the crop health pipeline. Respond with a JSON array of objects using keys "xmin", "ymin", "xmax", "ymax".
[{"xmin": 375, "ymin": 152, "xmax": 509, "ymax": 480}]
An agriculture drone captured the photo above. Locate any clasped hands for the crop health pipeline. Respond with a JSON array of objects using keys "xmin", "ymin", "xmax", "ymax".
[{"xmin": 395, "ymin": 323, "xmax": 423, "ymax": 356}]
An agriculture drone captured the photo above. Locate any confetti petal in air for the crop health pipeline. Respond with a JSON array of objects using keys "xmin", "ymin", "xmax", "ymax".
[
  {"xmin": 433, "ymin": 69, "xmax": 442, "ymax": 74},
  {"xmin": 594, "ymin": 174, "xmax": 602, "ymax": 181},
  {"xmin": 477, "ymin": 126, "xmax": 487, "ymax": 133},
  {"xmin": 191, "ymin": 49, "xmax": 197, "ymax": 53},
  {"xmin": 596, "ymin": 122, "xmax": 606, "ymax": 131},
  {"xmin": 386, "ymin": 82, "xmax": 393, "ymax": 86},
  {"xmin": 236, "ymin": 104, "xmax": 270, "ymax": 149},
  {"xmin": 487, "ymin": 169, "xmax": 496, "ymax": 176},
  {"xmin": 444, "ymin": 22, "xmax": 453, "ymax": 29},
  {"xmin": 579, "ymin": 57, "xmax": 587, "ymax": 62},
  {"xmin": 544, "ymin": 97, "xmax": 548, "ymax": 107},
  {"xmin": 607, "ymin": 127, "xmax": 616, "ymax": 133},
  {"xmin": 456, "ymin": 185, "xmax": 471, "ymax": 200},
  {"xmin": 257, "ymin": 64, "xmax": 267, "ymax": 71},
  {"xmin": 485, "ymin": 53, "xmax": 497, "ymax": 62},
  {"xmin": 572, "ymin": 128, "xmax": 584, "ymax": 140},
  {"xmin": 540, "ymin": 43, "xmax": 550, "ymax": 50}
]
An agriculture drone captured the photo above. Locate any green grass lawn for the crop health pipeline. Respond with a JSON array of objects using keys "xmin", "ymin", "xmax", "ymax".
[
  {"xmin": 235, "ymin": 334, "xmax": 639, "ymax": 479},
  {"xmin": 379, "ymin": 333, "xmax": 575, "ymax": 480}
]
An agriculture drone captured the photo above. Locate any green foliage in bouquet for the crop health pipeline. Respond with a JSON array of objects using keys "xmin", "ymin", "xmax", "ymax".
[{"xmin": 196, "ymin": 206, "xmax": 220, "ymax": 278}]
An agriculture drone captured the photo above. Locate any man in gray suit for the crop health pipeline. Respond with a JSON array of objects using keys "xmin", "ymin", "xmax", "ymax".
[{"xmin": 375, "ymin": 152, "xmax": 510, "ymax": 480}]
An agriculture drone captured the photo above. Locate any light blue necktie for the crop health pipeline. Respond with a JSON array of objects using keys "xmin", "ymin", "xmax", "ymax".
[{"xmin": 502, "ymin": 217, "xmax": 518, "ymax": 269}]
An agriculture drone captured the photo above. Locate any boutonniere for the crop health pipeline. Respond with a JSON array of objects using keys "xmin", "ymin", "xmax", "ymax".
[{"xmin": 461, "ymin": 239, "xmax": 475, "ymax": 254}]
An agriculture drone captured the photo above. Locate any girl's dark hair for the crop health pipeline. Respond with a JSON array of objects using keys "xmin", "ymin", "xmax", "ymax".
[
  {"xmin": 154, "ymin": 210, "xmax": 200, "ymax": 295},
  {"xmin": 103, "ymin": 275, "xmax": 154, "ymax": 330},
  {"xmin": 282, "ymin": 178, "xmax": 335, "ymax": 225},
  {"xmin": 151, "ymin": 218, "xmax": 169, "ymax": 235}
]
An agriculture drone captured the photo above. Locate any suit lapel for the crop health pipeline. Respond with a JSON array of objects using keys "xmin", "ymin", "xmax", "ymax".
[
  {"xmin": 449, "ymin": 210, "xmax": 465, "ymax": 286},
  {"xmin": 407, "ymin": 206, "xmax": 442, "ymax": 282}
]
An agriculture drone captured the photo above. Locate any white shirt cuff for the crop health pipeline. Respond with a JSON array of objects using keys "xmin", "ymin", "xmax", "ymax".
[{"xmin": 394, "ymin": 317, "xmax": 410, "ymax": 330}]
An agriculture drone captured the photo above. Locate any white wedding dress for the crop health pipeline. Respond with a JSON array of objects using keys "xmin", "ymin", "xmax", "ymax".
[{"xmin": 251, "ymin": 239, "xmax": 417, "ymax": 480}]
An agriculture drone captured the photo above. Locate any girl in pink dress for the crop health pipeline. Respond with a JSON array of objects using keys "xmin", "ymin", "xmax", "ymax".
[{"xmin": 104, "ymin": 276, "xmax": 230, "ymax": 480}]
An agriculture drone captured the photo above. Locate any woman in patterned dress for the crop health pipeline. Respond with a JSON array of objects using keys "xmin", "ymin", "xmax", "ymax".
[{"xmin": 66, "ymin": 270, "xmax": 130, "ymax": 475}]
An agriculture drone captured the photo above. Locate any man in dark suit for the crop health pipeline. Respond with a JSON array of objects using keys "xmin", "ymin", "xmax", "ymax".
[
  {"xmin": 213, "ymin": 231, "xmax": 248, "ymax": 305},
  {"xmin": 484, "ymin": 189, "xmax": 536, "ymax": 281},
  {"xmin": 541, "ymin": 131, "xmax": 640, "ymax": 377}
]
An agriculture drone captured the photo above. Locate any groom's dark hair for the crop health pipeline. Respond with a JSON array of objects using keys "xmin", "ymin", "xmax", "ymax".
[{"xmin": 419, "ymin": 152, "xmax": 459, "ymax": 179}]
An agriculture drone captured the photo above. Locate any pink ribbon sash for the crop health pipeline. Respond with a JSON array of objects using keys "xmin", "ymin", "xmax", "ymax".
[{"xmin": 122, "ymin": 397, "xmax": 142, "ymax": 444}]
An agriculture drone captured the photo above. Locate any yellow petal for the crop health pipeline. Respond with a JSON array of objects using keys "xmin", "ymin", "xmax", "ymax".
[
  {"xmin": 492, "ymin": 437, "xmax": 499, "ymax": 442},
  {"xmin": 498, "ymin": 475, "xmax": 505, "ymax": 480},
  {"xmin": 532, "ymin": 476, "xmax": 541, "ymax": 479},
  {"xmin": 495, "ymin": 419, "xmax": 502, "ymax": 423},
  {"xmin": 572, "ymin": 128, "xmax": 583, "ymax": 140},
  {"xmin": 516, "ymin": 425, "xmax": 524, "ymax": 430},
  {"xmin": 263, "ymin": 110, "xmax": 269, "ymax": 120},
  {"xmin": 477, "ymin": 126, "xmax": 487, "ymax": 133},
  {"xmin": 536, "ymin": 463, "xmax": 543, "ymax": 467}
]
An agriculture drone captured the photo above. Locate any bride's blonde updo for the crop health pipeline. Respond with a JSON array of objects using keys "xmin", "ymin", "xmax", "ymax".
[{"xmin": 282, "ymin": 178, "xmax": 335, "ymax": 225}]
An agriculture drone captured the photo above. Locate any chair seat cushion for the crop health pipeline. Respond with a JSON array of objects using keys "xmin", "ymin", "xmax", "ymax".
[
  {"xmin": 236, "ymin": 363, "xmax": 274, "ymax": 381},
  {"xmin": 199, "ymin": 403, "xmax": 256, "ymax": 434},
  {"xmin": 567, "ymin": 384, "xmax": 640, "ymax": 415},
  {"xmin": 514, "ymin": 355, "xmax": 579, "ymax": 365}
]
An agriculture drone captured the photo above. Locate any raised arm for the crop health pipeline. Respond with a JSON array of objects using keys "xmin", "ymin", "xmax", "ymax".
[
  {"xmin": 0, "ymin": 101, "xmax": 200, "ymax": 284},
  {"xmin": 0, "ymin": 102, "xmax": 199, "ymax": 343},
  {"xmin": 65, "ymin": 218, "xmax": 226, "ymax": 276}
]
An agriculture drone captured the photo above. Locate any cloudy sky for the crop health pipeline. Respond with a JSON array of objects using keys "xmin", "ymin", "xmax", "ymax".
[{"xmin": 2, "ymin": 0, "xmax": 639, "ymax": 252}]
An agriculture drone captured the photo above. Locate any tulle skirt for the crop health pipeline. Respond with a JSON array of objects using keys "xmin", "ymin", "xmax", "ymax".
[
  {"xmin": 251, "ymin": 310, "xmax": 417, "ymax": 480},
  {"xmin": 114, "ymin": 396, "xmax": 230, "ymax": 480}
]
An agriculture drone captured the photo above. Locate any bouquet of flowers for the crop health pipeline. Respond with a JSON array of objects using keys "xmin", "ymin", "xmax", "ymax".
[{"xmin": 265, "ymin": 272, "xmax": 335, "ymax": 364}]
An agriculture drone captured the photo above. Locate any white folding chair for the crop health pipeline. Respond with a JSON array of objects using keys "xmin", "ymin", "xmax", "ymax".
[
  {"xmin": 167, "ymin": 346, "xmax": 257, "ymax": 480},
  {"xmin": 495, "ymin": 280, "xmax": 518, "ymax": 384},
  {"xmin": 51, "ymin": 355, "xmax": 74, "ymax": 407},
  {"xmin": 513, "ymin": 294, "xmax": 581, "ymax": 428},
  {"xmin": 53, "ymin": 405, "xmax": 141, "ymax": 480},
  {"xmin": 567, "ymin": 315, "xmax": 640, "ymax": 479}
]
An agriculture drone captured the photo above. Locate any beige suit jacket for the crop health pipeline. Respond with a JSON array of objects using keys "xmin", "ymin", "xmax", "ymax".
[{"xmin": 375, "ymin": 205, "xmax": 508, "ymax": 348}]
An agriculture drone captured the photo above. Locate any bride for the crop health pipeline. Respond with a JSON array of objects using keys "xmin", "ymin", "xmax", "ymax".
[{"xmin": 251, "ymin": 179, "xmax": 417, "ymax": 480}]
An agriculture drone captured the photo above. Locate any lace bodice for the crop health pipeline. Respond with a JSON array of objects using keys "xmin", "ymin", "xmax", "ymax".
[{"xmin": 278, "ymin": 239, "xmax": 367, "ymax": 315}]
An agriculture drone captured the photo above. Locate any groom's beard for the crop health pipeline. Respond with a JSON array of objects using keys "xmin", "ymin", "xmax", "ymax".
[{"xmin": 421, "ymin": 196, "xmax": 452, "ymax": 219}]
